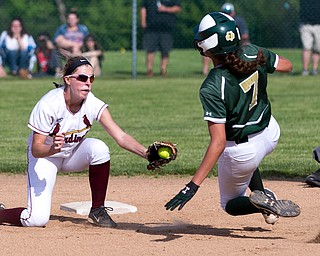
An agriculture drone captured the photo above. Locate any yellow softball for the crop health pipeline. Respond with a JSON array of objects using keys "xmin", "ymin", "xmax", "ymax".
[{"xmin": 158, "ymin": 147, "xmax": 172, "ymax": 159}]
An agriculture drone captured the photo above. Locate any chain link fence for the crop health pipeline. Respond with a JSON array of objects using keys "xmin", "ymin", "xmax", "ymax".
[
  {"xmin": 0, "ymin": 1, "xmax": 305, "ymax": 49},
  {"xmin": 0, "ymin": 0, "xmax": 311, "ymax": 77}
]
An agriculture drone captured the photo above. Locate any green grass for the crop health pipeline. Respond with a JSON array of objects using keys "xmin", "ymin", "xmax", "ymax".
[{"xmin": 0, "ymin": 48, "xmax": 319, "ymax": 178}]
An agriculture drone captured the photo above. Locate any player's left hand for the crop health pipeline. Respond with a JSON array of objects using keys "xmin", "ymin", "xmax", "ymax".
[
  {"xmin": 146, "ymin": 141, "xmax": 177, "ymax": 170},
  {"xmin": 165, "ymin": 181, "xmax": 199, "ymax": 211}
]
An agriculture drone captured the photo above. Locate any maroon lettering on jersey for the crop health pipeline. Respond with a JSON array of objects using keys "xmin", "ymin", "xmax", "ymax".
[{"xmin": 64, "ymin": 133, "xmax": 84, "ymax": 143}]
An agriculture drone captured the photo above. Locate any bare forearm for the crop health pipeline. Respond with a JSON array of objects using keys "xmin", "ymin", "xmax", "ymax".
[
  {"xmin": 82, "ymin": 50, "xmax": 102, "ymax": 58},
  {"xmin": 116, "ymin": 133, "xmax": 148, "ymax": 159},
  {"xmin": 55, "ymin": 36, "xmax": 82, "ymax": 49},
  {"xmin": 276, "ymin": 56, "xmax": 293, "ymax": 73},
  {"xmin": 31, "ymin": 133, "xmax": 64, "ymax": 158},
  {"xmin": 158, "ymin": 5, "xmax": 181, "ymax": 13},
  {"xmin": 140, "ymin": 8, "xmax": 147, "ymax": 28},
  {"xmin": 32, "ymin": 143, "xmax": 59, "ymax": 158},
  {"xmin": 192, "ymin": 137, "xmax": 225, "ymax": 186}
]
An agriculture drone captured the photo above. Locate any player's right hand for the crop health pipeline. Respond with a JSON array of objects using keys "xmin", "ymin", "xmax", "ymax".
[
  {"xmin": 52, "ymin": 133, "xmax": 65, "ymax": 151},
  {"xmin": 165, "ymin": 181, "xmax": 199, "ymax": 211}
]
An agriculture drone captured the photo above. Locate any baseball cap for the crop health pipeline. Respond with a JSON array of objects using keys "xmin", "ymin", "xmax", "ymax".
[{"xmin": 221, "ymin": 3, "xmax": 234, "ymax": 15}]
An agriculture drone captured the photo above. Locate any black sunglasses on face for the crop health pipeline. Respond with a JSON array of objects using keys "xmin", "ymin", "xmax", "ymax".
[{"xmin": 67, "ymin": 74, "xmax": 95, "ymax": 83}]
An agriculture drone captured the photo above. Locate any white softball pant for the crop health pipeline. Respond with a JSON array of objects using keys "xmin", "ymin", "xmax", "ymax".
[
  {"xmin": 21, "ymin": 138, "xmax": 110, "ymax": 227},
  {"xmin": 218, "ymin": 115, "xmax": 280, "ymax": 210}
]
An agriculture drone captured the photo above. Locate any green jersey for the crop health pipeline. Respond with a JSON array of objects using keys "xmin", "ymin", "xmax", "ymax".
[{"xmin": 199, "ymin": 44, "xmax": 278, "ymax": 141}]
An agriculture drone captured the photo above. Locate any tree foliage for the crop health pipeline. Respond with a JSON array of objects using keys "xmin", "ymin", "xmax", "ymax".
[{"xmin": 0, "ymin": 0, "xmax": 301, "ymax": 51}]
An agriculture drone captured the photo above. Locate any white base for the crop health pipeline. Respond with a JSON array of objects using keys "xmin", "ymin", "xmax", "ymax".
[{"xmin": 60, "ymin": 201, "xmax": 137, "ymax": 215}]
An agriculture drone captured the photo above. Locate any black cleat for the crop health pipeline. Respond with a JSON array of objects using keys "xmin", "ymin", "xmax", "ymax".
[
  {"xmin": 249, "ymin": 190, "xmax": 300, "ymax": 217},
  {"xmin": 305, "ymin": 169, "xmax": 320, "ymax": 187},
  {"xmin": 88, "ymin": 206, "xmax": 117, "ymax": 228}
]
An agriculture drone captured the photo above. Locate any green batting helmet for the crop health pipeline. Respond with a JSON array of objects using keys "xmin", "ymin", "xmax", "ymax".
[{"xmin": 194, "ymin": 12, "xmax": 241, "ymax": 56}]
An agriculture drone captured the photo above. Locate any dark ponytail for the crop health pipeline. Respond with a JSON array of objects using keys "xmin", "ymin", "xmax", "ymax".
[{"xmin": 206, "ymin": 48, "xmax": 266, "ymax": 75}]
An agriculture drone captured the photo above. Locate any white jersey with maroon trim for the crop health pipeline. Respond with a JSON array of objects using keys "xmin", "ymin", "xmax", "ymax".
[{"xmin": 27, "ymin": 86, "xmax": 107, "ymax": 158}]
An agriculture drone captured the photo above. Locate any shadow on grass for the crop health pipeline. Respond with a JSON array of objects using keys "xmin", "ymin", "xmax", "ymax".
[{"xmin": 261, "ymin": 169, "xmax": 306, "ymax": 181}]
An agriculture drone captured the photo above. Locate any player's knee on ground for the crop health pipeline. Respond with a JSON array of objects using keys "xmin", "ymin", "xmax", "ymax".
[
  {"xmin": 20, "ymin": 210, "xmax": 50, "ymax": 227},
  {"xmin": 225, "ymin": 201, "xmax": 238, "ymax": 216}
]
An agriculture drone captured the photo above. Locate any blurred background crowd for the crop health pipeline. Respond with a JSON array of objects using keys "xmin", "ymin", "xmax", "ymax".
[{"xmin": 0, "ymin": 0, "xmax": 316, "ymax": 79}]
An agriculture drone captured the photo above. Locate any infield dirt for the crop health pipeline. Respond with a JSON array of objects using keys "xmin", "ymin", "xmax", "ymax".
[{"xmin": 0, "ymin": 174, "xmax": 319, "ymax": 256}]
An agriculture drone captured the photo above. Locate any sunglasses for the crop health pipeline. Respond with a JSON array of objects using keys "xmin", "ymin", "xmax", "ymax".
[{"xmin": 67, "ymin": 74, "xmax": 95, "ymax": 83}]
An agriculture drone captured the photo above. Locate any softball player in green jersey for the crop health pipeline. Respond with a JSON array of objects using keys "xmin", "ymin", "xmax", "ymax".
[{"xmin": 165, "ymin": 12, "xmax": 300, "ymax": 223}]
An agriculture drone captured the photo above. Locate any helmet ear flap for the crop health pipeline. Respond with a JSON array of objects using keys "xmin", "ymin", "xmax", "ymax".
[{"xmin": 194, "ymin": 40, "xmax": 205, "ymax": 56}]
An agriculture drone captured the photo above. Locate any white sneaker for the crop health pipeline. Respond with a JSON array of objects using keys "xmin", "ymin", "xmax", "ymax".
[{"xmin": 263, "ymin": 188, "xmax": 279, "ymax": 225}]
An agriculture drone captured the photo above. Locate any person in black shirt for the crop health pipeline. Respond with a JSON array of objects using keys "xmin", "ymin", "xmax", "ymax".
[{"xmin": 140, "ymin": 0, "xmax": 181, "ymax": 77}]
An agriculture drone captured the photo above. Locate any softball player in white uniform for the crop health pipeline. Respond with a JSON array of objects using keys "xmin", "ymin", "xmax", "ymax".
[
  {"xmin": 165, "ymin": 12, "xmax": 299, "ymax": 223},
  {"xmin": 0, "ymin": 56, "xmax": 148, "ymax": 228}
]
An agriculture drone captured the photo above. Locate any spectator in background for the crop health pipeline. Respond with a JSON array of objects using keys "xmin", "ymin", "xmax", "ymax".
[
  {"xmin": 81, "ymin": 34, "xmax": 104, "ymax": 77},
  {"xmin": 0, "ymin": 54, "xmax": 6, "ymax": 78},
  {"xmin": 140, "ymin": 0, "xmax": 181, "ymax": 77},
  {"xmin": 34, "ymin": 32, "xmax": 61, "ymax": 78},
  {"xmin": 202, "ymin": 3, "xmax": 250, "ymax": 75},
  {"xmin": 53, "ymin": 10, "xmax": 89, "ymax": 55},
  {"xmin": 221, "ymin": 3, "xmax": 250, "ymax": 45},
  {"xmin": 0, "ymin": 67, "xmax": 6, "ymax": 77},
  {"xmin": 299, "ymin": 0, "xmax": 320, "ymax": 76},
  {"xmin": 0, "ymin": 17, "xmax": 36, "ymax": 79}
]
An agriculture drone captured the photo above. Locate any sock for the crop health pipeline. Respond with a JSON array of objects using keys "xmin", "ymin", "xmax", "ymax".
[
  {"xmin": 225, "ymin": 196, "xmax": 261, "ymax": 216},
  {"xmin": 249, "ymin": 168, "xmax": 264, "ymax": 191},
  {"xmin": 89, "ymin": 161, "xmax": 110, "ymax": 209},
  {"xmin": 0, "ymin": 207, "xmax": 24, "ymax": 226}
]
